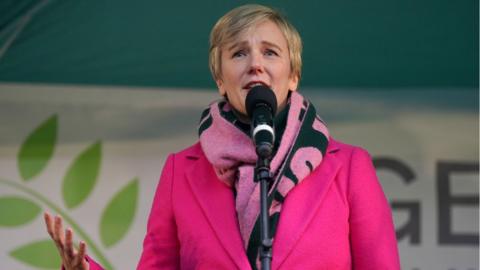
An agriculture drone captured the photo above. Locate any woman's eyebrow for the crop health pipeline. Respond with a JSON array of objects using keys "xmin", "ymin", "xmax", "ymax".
[
  {"xmin": 227, "ymin": 40, "xmax": 282, "ymax": 51},
  {"xmin": 227, "ymin": 41, "xmax": 247, "ymax": 51},
  {"xmin": 261, "ymin": 41, "xmax": 282, "ymax": 52}
]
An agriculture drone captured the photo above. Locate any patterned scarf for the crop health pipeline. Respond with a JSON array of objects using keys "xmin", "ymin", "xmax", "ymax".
[{"xmin": 198, "ymin": 91, "xmax": 329, "ymax": 269}]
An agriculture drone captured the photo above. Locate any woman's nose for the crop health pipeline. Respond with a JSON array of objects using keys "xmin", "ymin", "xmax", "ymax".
[{"xmin": 248, "ymin": 52, "xmax": 264, "ymax": 74}]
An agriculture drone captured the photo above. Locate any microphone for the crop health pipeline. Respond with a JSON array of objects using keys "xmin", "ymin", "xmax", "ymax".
[{"xmin": 245, "ymin": 85, "xmax": 277, "ymax": 159}]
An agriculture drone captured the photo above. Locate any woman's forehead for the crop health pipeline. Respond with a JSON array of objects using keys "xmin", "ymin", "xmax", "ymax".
[{"xmin": 223, "ymin": 20, "xmax": 286, "ymax": 49}]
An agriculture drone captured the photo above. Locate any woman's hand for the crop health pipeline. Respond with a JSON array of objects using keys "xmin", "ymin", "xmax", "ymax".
[{"xmin": 44, "ymin": 212, "xmax": 89, "ymax": 270}]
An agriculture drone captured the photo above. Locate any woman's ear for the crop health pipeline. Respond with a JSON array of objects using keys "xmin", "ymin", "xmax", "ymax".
[
  {"xmin": 216, "ymin": 79, "xmax": 226, "ymax": 96},
  {"xmin": 288, "ymin": 74, "xmax": 299, "ymax": 92}
]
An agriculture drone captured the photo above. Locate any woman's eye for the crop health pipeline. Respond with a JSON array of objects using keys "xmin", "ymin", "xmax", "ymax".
[
  {"xmin": 232, "ymin": 50, "xmax": 246, "ymax": 58},
  {"xmin": 265, "ymin": 49, "xmax": 278, "ymax": 56}
]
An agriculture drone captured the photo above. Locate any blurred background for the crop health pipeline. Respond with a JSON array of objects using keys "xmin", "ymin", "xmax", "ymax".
[{"xmin": 0, "ymin": 0, "xmax": 478, "ymax": 269}]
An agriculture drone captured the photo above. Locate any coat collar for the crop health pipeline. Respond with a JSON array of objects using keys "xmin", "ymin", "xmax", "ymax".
[
  {"xmin": 185, "ymin": 149, "xmax": 251, "ymax": 269},
  {"xmin": 184, "ymin": 139, "xmax": 342, "ymax": 269},
  {"xmin": 271, "ymin": 141, "xmax": 342, "ymax": 269}
]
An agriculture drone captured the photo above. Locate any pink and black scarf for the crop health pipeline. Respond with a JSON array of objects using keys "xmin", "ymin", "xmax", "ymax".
[{"xmin": 198, "ymin": 91, "xmax": 329, "ymax": 269}]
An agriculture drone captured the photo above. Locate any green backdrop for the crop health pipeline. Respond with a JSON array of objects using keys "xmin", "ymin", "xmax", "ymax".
[{"xmin": 0, "ymin": 0, "xmax": 478, "ymax": 88}]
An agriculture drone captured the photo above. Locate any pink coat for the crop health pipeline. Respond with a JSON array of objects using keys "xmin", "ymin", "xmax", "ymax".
[{"xmin": 88, "ymin": 138, "xmax": 400, "ymax": 269}]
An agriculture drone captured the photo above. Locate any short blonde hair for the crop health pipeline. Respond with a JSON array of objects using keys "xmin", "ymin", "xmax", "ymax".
[{"xmin": 209, "ymin": 4, "xmax": 302, "ymax": 82}]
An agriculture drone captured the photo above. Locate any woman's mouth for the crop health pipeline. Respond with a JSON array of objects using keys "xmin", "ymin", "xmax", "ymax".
[{"xmin": 242, "ymin": 81, "xmax": 270, "ymax": 90}]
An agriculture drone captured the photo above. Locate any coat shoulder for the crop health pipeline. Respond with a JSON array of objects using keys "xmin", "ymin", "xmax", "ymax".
[
  {"xmin": 172, "ymin": 141, "xmax": 204, "ymax": 161},
  {"xmin": 328, "ymin": 138, "xmax": 371, "ymax": 159}
]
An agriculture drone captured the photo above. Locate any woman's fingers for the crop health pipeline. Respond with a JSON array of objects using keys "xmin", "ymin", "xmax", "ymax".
[
  {"xmin": 44, "ymin": 212, "xmax": 89, "ymax": 269},
  {"xmin": 54, "ymin": 215, "xmax": 65, "ymax": 247},
  {"xmin": 64, "ymin": 228, "xmax": 75, "ymax": 258},
  {"xmin": 73, "ymin": 241, "xmax": 87, "ymax": 266},
  {"xmin": 45, "ymin": 212, "xmax": 64, "ymax": 252},
  {"xmin": 44, "ymin": 212, "xmax": 54, "ymax": 238}
]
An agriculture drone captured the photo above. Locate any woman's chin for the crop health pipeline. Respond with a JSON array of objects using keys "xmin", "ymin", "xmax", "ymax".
[{"xmin": 230, "ymin": 105, "xmax": 251, "ymax": 123}]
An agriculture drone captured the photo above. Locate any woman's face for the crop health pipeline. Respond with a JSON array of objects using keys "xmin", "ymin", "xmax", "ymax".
[{"xmin": 216, "ymin": 20, "xmax": 299, "ymax": 116}]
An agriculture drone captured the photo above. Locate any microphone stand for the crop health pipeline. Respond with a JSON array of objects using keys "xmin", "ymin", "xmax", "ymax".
[
  {"xmin": 255, "ymin": 154, "xmax": 273, "ymax": 270},
  {"xmin": 245, "ymin": 86, "xmax": 277, "ymax": 270}
]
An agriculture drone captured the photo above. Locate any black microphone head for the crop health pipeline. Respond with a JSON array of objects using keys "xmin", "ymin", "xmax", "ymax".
[{"xmin": 245, "ymin": 85, "xmax": 277, "ymax": 118}]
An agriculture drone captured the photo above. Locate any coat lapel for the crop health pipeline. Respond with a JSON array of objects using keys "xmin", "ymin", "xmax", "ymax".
[
  {"xmin": 185, "ymin": 153, "xmax": 251, "ymax": 270},
  {"xmin": 271, "ymin": 141, "xmax": 342, "ymax": 269}
]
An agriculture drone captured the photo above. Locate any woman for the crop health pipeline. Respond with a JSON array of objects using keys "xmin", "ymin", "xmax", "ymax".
[{"xmin": 45, "ymin": 4, "xmax": 400, "ymax": 269}]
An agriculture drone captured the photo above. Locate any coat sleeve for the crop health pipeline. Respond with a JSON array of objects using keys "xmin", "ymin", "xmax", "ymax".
[
  {"xmin": 85, "ymin": 256, "xmax": 104, "ymax": 269},
  {"xmin": 137, "ymin": 154, "xmax": 180, "ymax": 269},
  {"xmin": 347, "ymin": 147, "xmax": 401, "ymax": 269}
]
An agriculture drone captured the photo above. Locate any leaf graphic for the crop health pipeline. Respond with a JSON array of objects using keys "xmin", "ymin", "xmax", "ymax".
[
  {"xmin": 0, "ymin": 196, "xmax": 41, "ymax": 227},
  {"xmin": 63, "ymin": 141, "xmax": 102, "ymax": 209},
  {"xmin": 18, "ymin": 115, "xmax": 57, "ymax": 181},
  {"xmin": 100, "ymin": 178, "xmax": 138, "ymax": 247},
  {"xmin": 10, "ymin": 239, "xmax": 61, "ymax": 269}
]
